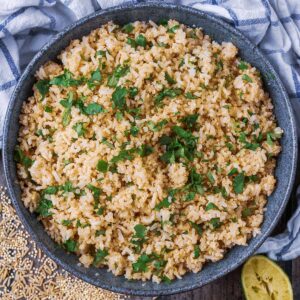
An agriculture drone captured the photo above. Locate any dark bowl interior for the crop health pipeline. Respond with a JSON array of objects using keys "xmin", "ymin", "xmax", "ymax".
[{"xmin": 2, "ymin": 2, "xmax": 297, "ymax": 297}]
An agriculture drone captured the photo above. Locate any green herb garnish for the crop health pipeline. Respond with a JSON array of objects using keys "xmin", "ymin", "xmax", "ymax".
[
  {"xmin": 96, "ymin": 160, "xmax": 109, "ymax": 173},
  {"xmin": 72, "ymin": 122, "xmax": 86, "ymax": 137},
  {"xmin": 165, "ymin": 72, "xmax": 176, "ymax": 84},
  {"xmin": 93, "ymin": 249, "xmax": 108, "ymax": 266},
  {"xmin": 233, "ymin": 172, "xmax": 245, "ymax": 194},
  {"xmin": 205, "ymin": 202, "xmax": 218, "ymax": 211},
  {"xmin": 14, "ymin": 147, "xmax": 34, "ymax": 169},
  {"xmin": 35, "ymin": 79, "xmax": 50, "ymax": 100}
]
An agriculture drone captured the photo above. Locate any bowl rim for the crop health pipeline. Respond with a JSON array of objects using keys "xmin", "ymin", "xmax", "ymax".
[{"xmin": 2, "ymin": 1, "xmax": 298, "ymax": 296}]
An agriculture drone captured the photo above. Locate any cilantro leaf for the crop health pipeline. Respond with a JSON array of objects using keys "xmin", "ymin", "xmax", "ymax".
[
  {"xmin": 165, "ymin": 72, "xmax": 176, "ymax": 84},
  {"xmin": 135, "ymin": 34, "xmax": 147, "ymax": 47},
  {"xmin": 87, "ymin": 184, "xmax": 101, "ymax": 202},
  {"xmin": 14, "ymin": 147, "xmax": 34, "ymax": 169},
  {"xmin": 50, "ymin": 69, "xmax": 82, "ymax": 87},
  {"xmin": 181, "ymin": 114, "xmax": 198, "ymax": 129},
  {"xmin": 64, "ymin": 239, "xmax": 78, "ymax": 252},
  {"xmin": 36, "ymin": 197, "xmax": 53, "ymax": 217},
  {"xmin": 238, "ymin": 61, "xmax": 248, "ymax": 70},
  {"xmin": 128, "ymin": 86, "xmax": 138, "ymax": 98},
  {"xmin": 62, "ymin": 219, "xmax": 72, "ymax": 226},
  {"xmin": 132, "ymin": 253, "xmax": 153, "ymax": 272},
  {"xmin": 87, "ymin": 68, "xmax": 102, "ymax": 89},
  {"xmin": 93, "ymin": 249, "xmax": 108, "ymax": 265},
  {"xmin": 194, "ymin": 245, "xmax": 200, "ymax": 258},
  {"xmin": 122, "ymin": 23, "xmax": 134, "ymax": 33},
  {"xmin": 127, "ymin": 37, "xmax": 136, "ymax": 48},
  {"xmin": 133, "ymin": 224, "xmax": 147, "ymax": 239},
  {"xmin": 96, "ymin": 160, "xmax": 109, "ymax": 173},
  {"xmin": 167, "ymin": 24, "xmax": 180, "ymax": 33},
  {"xmin": 207, "ymin": 172, "xmax": 215, "ymax": 184},
  {"xmin": 42, "ymin": 186, "xmax": 58, "ymax": 195},
  {"xmin": 228, "ymin": 168, "xmax": 238, "ymax": 176},
  {"xmin": 155, "ymin": 189, "xmax": 177, "ymax": 210},
  {"xmin": 155, "ymin": 88, "xmax": 182, "ymax": 106},
  {"xmin": 107, "ymin": 64, "xmax": 130, "ymax": 88},
  {"xmin": 242, "ymin": 207, "xmax": 253, "ymax": 218},
  {"xmin": 84, "ymin": 103, "xmax": 104, "ymax": 115},
  {"xmin": 189, "ymin": 221, "xmax": 202, "ymax": 235},
  {"xmin": 205, "ymin": 202, "xmax": 218, "ymax": 211},
  {"xmin": 112, "ymin": 86, "xmax": 127, "ymax": 110},
  {"xmin": 209, "ymin": 217, "xmax": 222, "ymax": 229},
  {"xmin": 233, "ymin": 172, "xmax": 245, "ymax": 194},
  {"xmin": 184, "ymin": 92, "xmax": 197, "ymax": 99},
  {"xmin": 110, "ymin": 148, "xmax": 135, "ymax": 163},
  {"xmin": 137, "ymin": 144, "xmax": 154, "ymax": 157},
  {"xmin": 242, "ymin": 74, "xmax": 253, "ymax": 83},
  {"xmin": 35, "ymin": 79, "xmax": 50, "ymax": 100},
  {"xmin": 72, "ymin": 122, "xmax": 86, "ymax": 137}
]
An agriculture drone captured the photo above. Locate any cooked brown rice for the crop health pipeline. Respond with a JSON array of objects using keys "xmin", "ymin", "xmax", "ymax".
[{"xmin": 16, "ymin": 20, "xmax": 282, "ymax": 283}]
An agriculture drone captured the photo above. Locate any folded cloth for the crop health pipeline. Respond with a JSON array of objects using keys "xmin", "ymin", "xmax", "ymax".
[{"xmin": 0, "ymin": 0, "xmax": 300, "ymax": 260}]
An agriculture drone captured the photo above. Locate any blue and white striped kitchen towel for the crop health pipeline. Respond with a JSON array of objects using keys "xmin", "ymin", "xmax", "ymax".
[{"xmin": 0, "ymin": 0, "xmax": 300, "ymax": 260}]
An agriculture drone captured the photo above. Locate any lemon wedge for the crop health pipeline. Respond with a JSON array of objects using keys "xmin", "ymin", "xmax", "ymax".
[{"xmin": 242, "ymin": 255, "xmax": 293, "ymax": 300}]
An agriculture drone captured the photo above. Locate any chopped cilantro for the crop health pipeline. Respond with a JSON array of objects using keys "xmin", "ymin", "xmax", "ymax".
[
  {"xmin": 36, "ymin": 197, "xmax": 53, "ymax": 217},
  {"xmin": 87, "ymin": 68, "xmax": 102, "ymax": 89},
  {"xmin": 205, "ymin": 202, "xmax": 218, "ymax": 211},
  {"xmin": 44, "ymin": 106, "xmax": 52, "ymax": 113},
  {"xmin": 209, "ymin": 217, "xmax": 222, "ymax": 229},
  {"xmin": 147, "ymin": 119, "xmax": 168, "ymax": 132},
  {"xmin": 87, "ymin": 184, "xmax": 101, "ymax": 202},
  {"xmin": 185, "ymin": 191, "xmax": 196, "ymax": 201},
  {"xmin": 189, "ymin": 221, "xmax": 203, "ymax": 236},
  {"xmin": 194, "ymin": 245, "xmax": 200, "ymax": 258},
  {"xmin": 242, "ymin": 207, "xmax": 253, "ymax": 218},
  {"xmin": 228, "ymin": 168, "xmax": 238, "ymax": 176},
  {"xmin": 50, "ymin": 69, "xmax": 81, "ymax": 87},
  {"xmin": 42, "ymin": 186, "xmax": 58, "ymax": 195},
  {"xmin": 122, "ymin": 23, "xmax": 134, "ymax": 33},
  {"xmin": 115, "ymin": 111, "xmax": 123, "ymax": 121},
  {"xmin": 128, "ymin": 125, "xmax": 139, "ymax": 137},
  {"xmin": 127, "ymin": 37, "xmax": 136, "ymax": 48},
  {"xmin": 64, "ymin": 239, "xmax": 78, "ymax": 252},
  {"xmin": 179, "ymin": 58, "xmax": 184, "ymax": 67},
  {"xmin": 180, "ymin": 114, "xmax": 198, "ymax": 129},
  {"xmin": 161, "ymin": 275, "xmax": 172, "ymax": 283},
  {"xmin": 60, "ymin": 92, "xmax": 73, "ymax": 127},
  {"xmin": 155, "ymin": 88, "xmax": 182, "ymax": 106},
  {"xmin": 128, "ymin": 86, "xmax": 138, "ymax": 98},
  {"xmin": 242, "ymin": 74, "xmax": 253, "ymax": 83},
  {"xmin": 96, "ymin": 50, "xmax": 106, "ymax": 57},
  {"xmin": 107, "ymin": 64, "xmax": 130, "ymax": 88},
  {"xmin": 62, "ymin": 219, "xmax": 72, "ymax": 226},
  {"xmin": 35, "ymin": 79, "xmax": 50, "ymax": 100},
  {"xmin": 238, "ymin": 61, "xmax": 248, "ymax": 70},
  {"xmin": 72, "ymin": 122, "xmax": 86, "ymax": 137},
  {"xmin": 95, "ymin": 229, "xmax": 106, "ymax": 236},
  {"xmin": 83, "ymin": 102, "xmax": 104, "ymax": 115},
  {"xmin": 137, "ymin": 144, "xmax": 154, "ymax": 157},
  {"xmin": 132, "ymin": 253, "xmax": 153, "ymax": 273},
  {"xmin": 110, "ymin": 148, "xmax": 135, "ymax": 163},
  {"xmin": 135, "ymin": 34, "xmax": 147, "ymax": 47},
  {"xmin": 207, "ymin": 172, "xmax": 215, "ymax": 184},
  {"xmin": 93, "ymin": 249, "xmax": 108, "ymax": 266},
  {"xmin": 167, "ymin": 24, "xmax": 180, "ymax": 33},
  {"xmin": 96, "ymin": 207, "xmax": 104, "ymax": 215},
  {"xmin": 155, "ymin": 189, "xmax": 177, "ymax": 210},
  {"xmin": 96, "ymin": 160, "xmax": 109, "ymax": 173},
  {"xmin": 233, "ymin": 172, "xmax": 245, "ymax": 194},
  {"xmin": 165, "ymin": 72, "xmax": 176, "ymax": 84},
  {"xmin": 112, "ymin": 86, "xmax": 127, "ymax": 110},
  {"xmin": 184, "ymin": 92, "xmax": 197, "ymax": 99},
  {"xmin": 14, "ymin": 147, "xmax": 34, "ymax": 169}
]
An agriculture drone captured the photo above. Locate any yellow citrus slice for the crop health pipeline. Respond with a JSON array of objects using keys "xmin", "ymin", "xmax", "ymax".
[{"xmin": 242, "ymin": 255, "xmax": 293, "ymax": 300}]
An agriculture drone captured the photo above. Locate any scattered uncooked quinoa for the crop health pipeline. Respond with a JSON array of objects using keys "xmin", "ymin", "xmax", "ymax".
[{"xmin": 15, "ymin": 20, "xmax": 283, "ymax": 283}]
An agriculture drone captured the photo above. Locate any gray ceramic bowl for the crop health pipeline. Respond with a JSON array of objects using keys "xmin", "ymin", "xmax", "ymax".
[{"xmin": 2, "ymin": 2, "xmax": 298, "ymax": 297}]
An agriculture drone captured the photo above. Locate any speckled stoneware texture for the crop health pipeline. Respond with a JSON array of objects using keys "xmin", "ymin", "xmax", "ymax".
[{"xmin": 2, "ymin": 2, "xmax": 298, "ymax": 297}]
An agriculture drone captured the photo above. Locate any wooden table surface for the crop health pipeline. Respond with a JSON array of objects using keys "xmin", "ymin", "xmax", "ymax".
[{"xmin": 0, "ymin": 154, "xmax": 299, "ymax": 300}]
